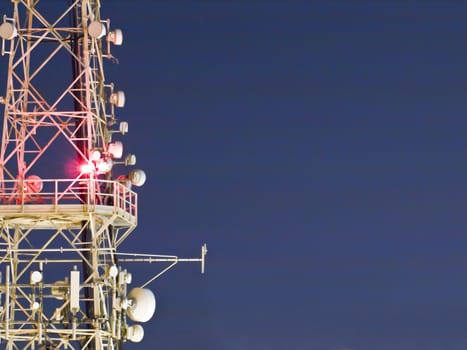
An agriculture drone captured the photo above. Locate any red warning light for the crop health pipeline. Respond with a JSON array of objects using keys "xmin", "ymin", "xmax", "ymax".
[{"xmin": 80, "ymin": 163, "xmax": 94, "ymax": 174}]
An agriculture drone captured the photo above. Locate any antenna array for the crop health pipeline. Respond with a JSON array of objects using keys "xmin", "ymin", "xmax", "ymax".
[{"xmin": 0, "ymin": 2, "xmax": 206, "ymax": 349}]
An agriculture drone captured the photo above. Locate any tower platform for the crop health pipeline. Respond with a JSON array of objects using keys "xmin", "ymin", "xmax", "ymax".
[{"xmin": 0, "ymin": 178, "xmax": 137, "ymax": 230}]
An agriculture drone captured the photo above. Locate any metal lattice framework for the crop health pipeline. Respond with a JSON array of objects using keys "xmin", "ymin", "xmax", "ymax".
[{"xmin": 0, "ymin": 1, "xmax": 206, "ymax": 349}]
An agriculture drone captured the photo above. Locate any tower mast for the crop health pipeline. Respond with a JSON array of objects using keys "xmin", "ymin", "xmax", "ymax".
[{"xmin": 0, "ymin": 1, "xmax": 206, "ymax": 349}]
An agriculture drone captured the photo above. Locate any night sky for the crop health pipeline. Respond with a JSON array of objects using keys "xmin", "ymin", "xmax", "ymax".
[{"xmin": 2, "ymin": 1, "xmax": 467, "ymax": 349}]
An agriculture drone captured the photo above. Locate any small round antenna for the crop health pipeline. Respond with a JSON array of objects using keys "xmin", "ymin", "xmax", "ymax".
[
  {"xmin": 127, "ymin": 325, "xmax": 144, "ymax": 342},
  {"xmin": 108, "ymin": 141, "xmax": 123, "ymax": 159},
  {"xmin": 0, "ymin": 22, "xmax": 17, "ymax": 40},
  {"xmin": 88, "ymin": 21, "xmax": 106, "ymax": 38},
  {"xmin": 128, "ymin": 169, "xmax": 146, "ymax": 187},
  {"xmin": 25, "ymin": 175, "xmax": 43, "ymax": 193},
  {"xmin": 108, "ymin": 29, "xmax": 123, "ymax": 46},
  {"xmin": 109, "ymin": 91, "xmax": 126, "ymax": 108}
]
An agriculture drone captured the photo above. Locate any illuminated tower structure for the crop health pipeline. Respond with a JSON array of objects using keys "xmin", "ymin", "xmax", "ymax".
[{"xmin": 0, "ymin": 1, "xmax": 206, "ymax": 349}]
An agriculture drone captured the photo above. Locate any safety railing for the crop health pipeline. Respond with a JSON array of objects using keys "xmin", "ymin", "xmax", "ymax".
[{"xmin": 0, "ymin": 178, "xmax": 137, "ymax": 218}]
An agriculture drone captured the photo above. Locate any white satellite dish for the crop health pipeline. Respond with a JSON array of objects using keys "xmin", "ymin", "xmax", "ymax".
[
  {"xmin": 127, "ymin": 324, "xmax": 144, "ymax": 342},
  {"xmin": 25, "ymin": 175, "xmax": 43, "ymax": 193},
  {"xmin": 108, "ymin": 141, "xmax": 123, "ymax": 159},
  {"xmin": 0, "ymin": 22, "xmax": 17, "ymax": 40},
  {"xmin": 128, "ymin": 169, "xmax": 146, "ymax": 187},
  {"xmin": 125, "ymin": 154, "xmax": 136, "ymax": 166},
  {"xmin": 88, "ymin": 21, "xmax": 106, "ymax": 39},
  {"xmin": 126, "ymin": 288, "xmax": 156, "ymax": 323},
  {"xmin": 119, "ymin": 121, "xmax": 129, "ymax": 134},
  {"xmin": 108, "ymin": 29, "xmax": 123, "ymax": 46},
  {"xmin": 30, "ymin": 271, "xmax": 42, "ymax": 284},
  {"xmin": 109, "ymin": 91, "xmax": 125, "ymax": 108}
]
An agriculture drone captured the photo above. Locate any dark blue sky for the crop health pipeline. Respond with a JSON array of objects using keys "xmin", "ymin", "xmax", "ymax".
[
  {"xmin": 2, "ymin": 1, "xmax": 467, "ymax": 349},
  {"xmin": 113, "ymin": 2, "xmax": 467, "ymax": 349}
]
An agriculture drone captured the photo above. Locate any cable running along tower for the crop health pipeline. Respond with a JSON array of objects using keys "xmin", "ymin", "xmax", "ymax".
[{"xmin": 0, "ymin": 1, "xmax": 206, "ymax": 349}]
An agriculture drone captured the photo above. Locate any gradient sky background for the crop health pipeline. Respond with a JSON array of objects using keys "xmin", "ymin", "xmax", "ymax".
[{"xmin": 2, "ymin": 1, "xmax": 467, "ymax": 350}]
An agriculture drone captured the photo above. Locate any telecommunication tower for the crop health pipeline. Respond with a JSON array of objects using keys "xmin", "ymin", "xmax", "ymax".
[{"xmin": 0, "ymin": 1, "xmax": 206, "ymax": 349}]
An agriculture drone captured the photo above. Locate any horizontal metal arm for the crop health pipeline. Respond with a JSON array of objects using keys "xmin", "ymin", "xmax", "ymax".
[{"xmin": 116, "ymin": 244, "xmax": 208, "ymax": 288}]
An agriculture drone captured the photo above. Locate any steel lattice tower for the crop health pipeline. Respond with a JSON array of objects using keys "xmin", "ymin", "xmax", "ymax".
[{"xmin": 0, "ymin": 1, "xmax": 206, "ymax": 349}]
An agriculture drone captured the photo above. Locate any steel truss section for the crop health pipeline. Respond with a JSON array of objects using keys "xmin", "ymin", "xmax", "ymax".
[
  {"xmin": 0, "ymin": 1, "xmax": 136, "ymax": 349},
  {"xmin": 0, "ymin": 1, "xmax": 206, "ymax": 349},
  {"xmin": 0, "ymin": 0, "xmax": 116, "ymax": 183},
  {"xmin": 0, "ymin": 218, "xmax": 127, "ymax": 349}
]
